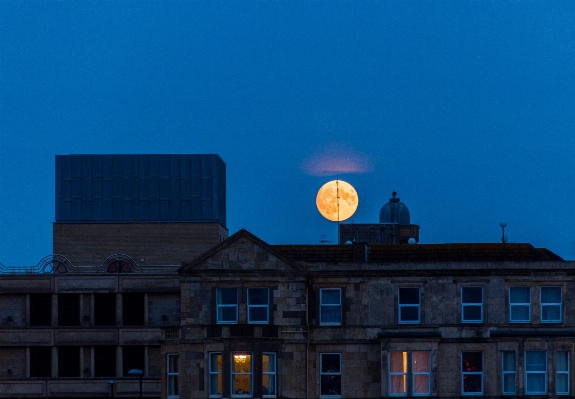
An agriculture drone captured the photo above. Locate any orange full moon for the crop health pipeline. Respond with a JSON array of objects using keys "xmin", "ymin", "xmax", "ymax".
[{"xmin": 316, "ymin": 180, "xmax": 359, "ymax": 222}]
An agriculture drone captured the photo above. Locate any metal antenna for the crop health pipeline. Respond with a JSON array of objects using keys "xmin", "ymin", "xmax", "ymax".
[{"xmin": 499, "ymin": 222, "xmax": 508, "ymax": 243}]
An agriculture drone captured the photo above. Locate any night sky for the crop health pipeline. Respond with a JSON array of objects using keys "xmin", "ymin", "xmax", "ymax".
[{"xmin": 1, "ymin": 2, "xmax": 574, "ymax": 265}]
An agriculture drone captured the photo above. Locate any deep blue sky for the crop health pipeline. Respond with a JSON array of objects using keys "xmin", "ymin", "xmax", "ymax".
[{"xmin": 1, "ymin": 2, "xmax": 574, "ymax": 265}]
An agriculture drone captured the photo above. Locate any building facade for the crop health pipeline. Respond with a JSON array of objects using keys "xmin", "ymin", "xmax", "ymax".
[{"xmin": 1, "ymin": 154, "xmax": 574, "ymax": 399}]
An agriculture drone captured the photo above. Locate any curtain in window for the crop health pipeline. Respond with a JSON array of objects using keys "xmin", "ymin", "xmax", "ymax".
[
  {"xmin": 525, "ymin": 351, "xmax": 546, "ymax": 394},
  {"xmin": 389, "ymin": 352, "xmax": 407, "ymax": 394},
  {"xmin": 412, "ymin": 351, "xmax": 430, "ymax": 394},
  {"xmin": 510, "ymin": 287, "xmax": 530, "ymax": 321},
  {"xmin": 502, "ymin": 351, "xmax": 515, "ymax": 394},
  {"xmin": 557, "ymin": 351, "xmax": 569, "ymax": 394},
  {"xmin": 541, "ymin": 287, "xmax": 561, "ymax": 321}
]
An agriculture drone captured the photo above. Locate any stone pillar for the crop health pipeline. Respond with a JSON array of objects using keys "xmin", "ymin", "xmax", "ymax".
[
  {"xmin": 52, "ymin": 294, "xmax": 58, "ymax": 326},
  {"xmin": 117, "ymin": 346, "xmax": 123, "ymax": 377},
  {"xmin": 52, "ymin": 347, "xmax": 58, "ymax": 378}
]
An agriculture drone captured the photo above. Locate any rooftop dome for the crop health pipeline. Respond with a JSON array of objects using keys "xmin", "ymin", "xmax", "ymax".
[{"xmin": 379, "ymin": 191, "xmax": 410, "ymax": 224}]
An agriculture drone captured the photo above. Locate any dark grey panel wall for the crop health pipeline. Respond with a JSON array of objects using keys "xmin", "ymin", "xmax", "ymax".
[{"xmin": 55, "ymin": 154, "xmax": 226, "ymax": 225}]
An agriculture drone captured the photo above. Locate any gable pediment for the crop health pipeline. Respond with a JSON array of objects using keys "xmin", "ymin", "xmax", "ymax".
[{"xmin": 179, "ymin": 229, "xmax": 302, "ymax": 274}]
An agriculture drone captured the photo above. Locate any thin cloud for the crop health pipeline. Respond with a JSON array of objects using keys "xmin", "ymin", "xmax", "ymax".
[{"xmin": 301, "ymin": 143, "xmax": 374, "ymax": 176}]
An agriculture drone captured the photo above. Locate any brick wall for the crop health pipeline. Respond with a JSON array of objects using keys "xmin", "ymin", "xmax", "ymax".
[{"xmin": 53, "ymin": 222, "xmax": 228, "ymax": 266}]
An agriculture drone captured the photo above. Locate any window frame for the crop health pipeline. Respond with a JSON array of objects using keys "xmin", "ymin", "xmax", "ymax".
[
  {"xmin": 231, "ymin": 352, "xmax": 253, "ymax": 397},
  {"xmin": 461, "ymin": 351, "xmax": 483, "ymax": 396},
  {"xmin": 461, "ymin": 286, "xmax": 483, "ymax": 323},
  {"xmin": 167, "ymin": 353, "xmax": 179, "ymax": 399},
  {"xmin": 556, "ymin": 351, "xmax": 569, "ymax": 395},
  {"xmin": 247, "ymin": 288, "xmax": 269, "ymax": 325},
  {"xmin": 509, "ymin": 287, "xmax": 531, "ymax": 323},
  {"xmin": 262, "ymin": 352, "xmax": 276, "ymax": 398},
  {"xmin": 209, "ymin": 352, "xmax": 223, "ymax": 398},
  {"xmin": 320, "ymin": 352, "xmax": 342, "ymax": 398},
  {"xmin": 501, "ymin": 351, "xmax": 516, "ymax": 395},
  {"xmin": 388, "ymin": 351, "xmax": 431, "ymax": 397},
  {"xmin": 319, "ymin": 288, "xmax": 342, "ymax": 326},
  {"xmin": 524, "ymin": 350, "xmax": 547, "ymax": 395},
  {"xmin": 216, "ymin": 288, "xmax": 239, "ymax": 324},
  {"xmin": 398, "ymin": 287, "xmax": 421, "ymax": 324},
  {"xmin": 540, "ymin": 286, "xmax": 562, "ymax": 323}
]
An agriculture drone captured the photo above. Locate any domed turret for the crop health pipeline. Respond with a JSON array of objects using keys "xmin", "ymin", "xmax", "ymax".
[{"xmin": 379, "ymin": 191, "xmax": 410, "ymax": 224}]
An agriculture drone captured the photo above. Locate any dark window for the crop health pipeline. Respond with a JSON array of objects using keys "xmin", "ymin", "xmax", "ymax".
[
  {"xmin": 123, "ymin": 293, "xmax": 145, "ymax": 326},
  {"xmin": 461, "ymin": 287, "xmax": 483, "ymax": 323},
  {"xmin": 58, "ymin": 347, "xmax": 80, "ymax": 377},
  {"xmin": 58, "ymin": 294, "xmax": 80, "ymax": 326},
  {"xmin": 216, "ymin": 288, "xmax": 238, "ymax": 323},
  {"xmin": 30, "ymin": 294, "xmax": 51, "ymax": 326},
  {"xmin": 30, "ymin": 347, "xmax": 52, "ymax": 377},
  {"xmin": 95, "ymin": 294, "xmax": 116, "ymax": 326},
  {"xmin": 123, "ymin": 346, "xmax": 145, "ymax": 376},
  {"xmin": 398, "ymin": 287, "xmax": 420, "ymax": 324},
  {"xmin": 461, "ymin": 351, "xmax": 483, "ymax": 395},
  {"xmin": 247, "ymin": 288, "xmax": 269, "ymax": 324},
  {"xmin": 320, "ymin": 353, "xmax": 341, "ymax": 397},
  {"xmin": 94, "ymin": 346, "xmax": 116, "ymax": 377}
]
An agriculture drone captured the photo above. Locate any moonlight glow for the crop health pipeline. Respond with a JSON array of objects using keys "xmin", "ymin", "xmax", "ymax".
[{"xmin": 316, "ymin": 180, "xmax": 358, "ymax": 222}]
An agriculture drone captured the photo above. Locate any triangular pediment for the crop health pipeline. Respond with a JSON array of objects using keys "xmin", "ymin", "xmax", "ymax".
[{"xmin": 178, "ymin": 229, "xmax": 303, "ymax": 274}]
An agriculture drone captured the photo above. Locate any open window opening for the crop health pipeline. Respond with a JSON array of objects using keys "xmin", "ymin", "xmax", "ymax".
[
  {"xmin": 58, "ymin": 294, "xmax": 80, "ymax": 326},
  {"xmin": 58, "ymin": 346, "xmax": 80, "ymax": 377},
  {"xmin": 94, "ymin": 294, "xmax": 116, "ymax": 326},
  {"xmin": 123, "ymin": 346, "xmax": 145, "ymax": 376},
  {"xmin": 122, "ymin": 293, "xmax": 145, "ymax": 326},
  {"xmin": 94, "ymin": 346, "xmax": 116, "ymax": 377},
  {"xmin": 30, "ymin": 294, "xmax": 51, "ymax": 326},
  {"xmin": 30, "ymin": 347, "xmax": 52, "ymax": 377}
]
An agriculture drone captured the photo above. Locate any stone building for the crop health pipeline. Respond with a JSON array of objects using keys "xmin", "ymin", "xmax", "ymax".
[
  {"xmin": 1, "ymin": 153, "xmax": 573, "ymax": 399},
  {"xmin": 171, "ymin": 229, "xmax": 571, "ymax": 399}
]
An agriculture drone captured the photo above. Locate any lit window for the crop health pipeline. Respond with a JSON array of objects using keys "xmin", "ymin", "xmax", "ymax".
[
  {"xmin": 262, "ymin": 353, "xmax": 276, "ymax": 397},
  {"xmin": 525, "ymin": 351, "xmax": 547, "ymax": 394},
  {"xmin": 248, "ymin": 288, "xmax": 269, "ymax": 324},
  {"xmin": 232, "ymin": 353, "xmax": 252, "ymax": 397},
  {"xmin": 389, "ymin": 351, "xmax": 431, "ymax": 396},
  {"xmin": 320, "ymin": 288, "xmax": 342, "ymax": 325},
  {"xmin": 167, "ymin": 354, "xmax": 179, "ymax": 399},
  {"xmin": 209, "ymin": 353, "xmax": 222, "ymax": 397},
  {"xmin": 509, "ymin": 287, "xmax": 531, "ymax": 323},
  {"xmin": 389, "ymin": 352, "xmax": 407, "ymax": 396},
  {"xmin": 216, "ymin": 288, "xmax": 238, "ymax": 324},
  {"xmin": 461, "ymin": 287, "xmax": 483, "ymax": 323},
  {"xmin": 320, "ymin": 353, "xmax": 342, "ymax": 397},
  {"xmin": 502, "ymin": 351, "xmax": 515, "ymax": 395},
  {"xmin": 398, "ymin": 288, "xmax": 420, "ymax": 324},
  {"xmin": 541, "ymin": 287, "xmax": 562, "ymax": 322},
  {"xmin": 557, "ymin": 351, "xmax": 569, "ymax": 395},
  {"xmin": 461, "ymin": 352, "xmax": 483, "ymax": 395}
]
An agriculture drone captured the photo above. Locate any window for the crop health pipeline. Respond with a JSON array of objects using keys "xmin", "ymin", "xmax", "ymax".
[
  {"xmin": 461, "ymin": 352, "xmax": 483, "ymax": 395},
  {"xmin": 58, "ymin": 346, "xmax": 80, "ymax": 377},
  {"xmin": 123, "ymin": 293, "xmax": 145, "ymax": 326},
  {"xmin": 247, "ymin": 288, "xmax": 269, "ymax": 324},
  {"xmin": 217, "ymin": 288, "xmax": 238, "ymax": 324},
  {"xmin": 94, "ymin": 294, "xmax": 116, "ymax": 326},
  {"xmin": 262, "ymin": 353, "xmax": 276, "ymax": 397},
  {"xmin": 94, "ymin": 346, "xmax": 116, "ymax": 377},
  {"xmin": 167, "ymin": 354, "xmax": 179, "ymax": 399},
  {"xmin": 30, "ymin": 294, "xmax": 51, "ymax": 326},
  {"xmin": 509, "ymin": 287, "xmax": 531, "ymax": 322},
  {"xmin": 320, "ymin": 288, "xmax": 342, "ymax": 325},
  {"xmin": 541, "ymin": 287, "xmax": 562, "ymax": 322},
  {"xmin": 389, "ymin": 351, "xmax": 431, "ymax": 396},
  {"xmin": 557, "ymin": 351, "xmax": 569, "ymax": 395},
  {"xmin": 123, "ymin": 346, "xmax": 145, "ymax": 376},
  {"xmin": 209, "ymin": 353, "xmax": 222, "ymax": 397},
  {"xmin": 320, "ymin": 353, "xmax": 341, "ymax": 397},
  {"xmin": 58, "ymin": 294, "xmax": 80, "ymax": 326},
  {"xmin": 30, "ymin": 347, "xmax": 51, "ymax": 377},
  {"xmin": 232, "ymin": 353, "xmax": 252, "ymax": 396},
  {"xmin": 525, "ymin": 351, "xmax": 547, "ymax": 394},
  {"xmin": 502, "ymin": 351, "xmax": 515, "ymax": 395},
  {"xmin": 461, "ymin": 287, "xmax": 483, "ymax": 323},
  {"xmin": 398, "ymin": 288, "xmax": 420, "ymax": 324}
]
